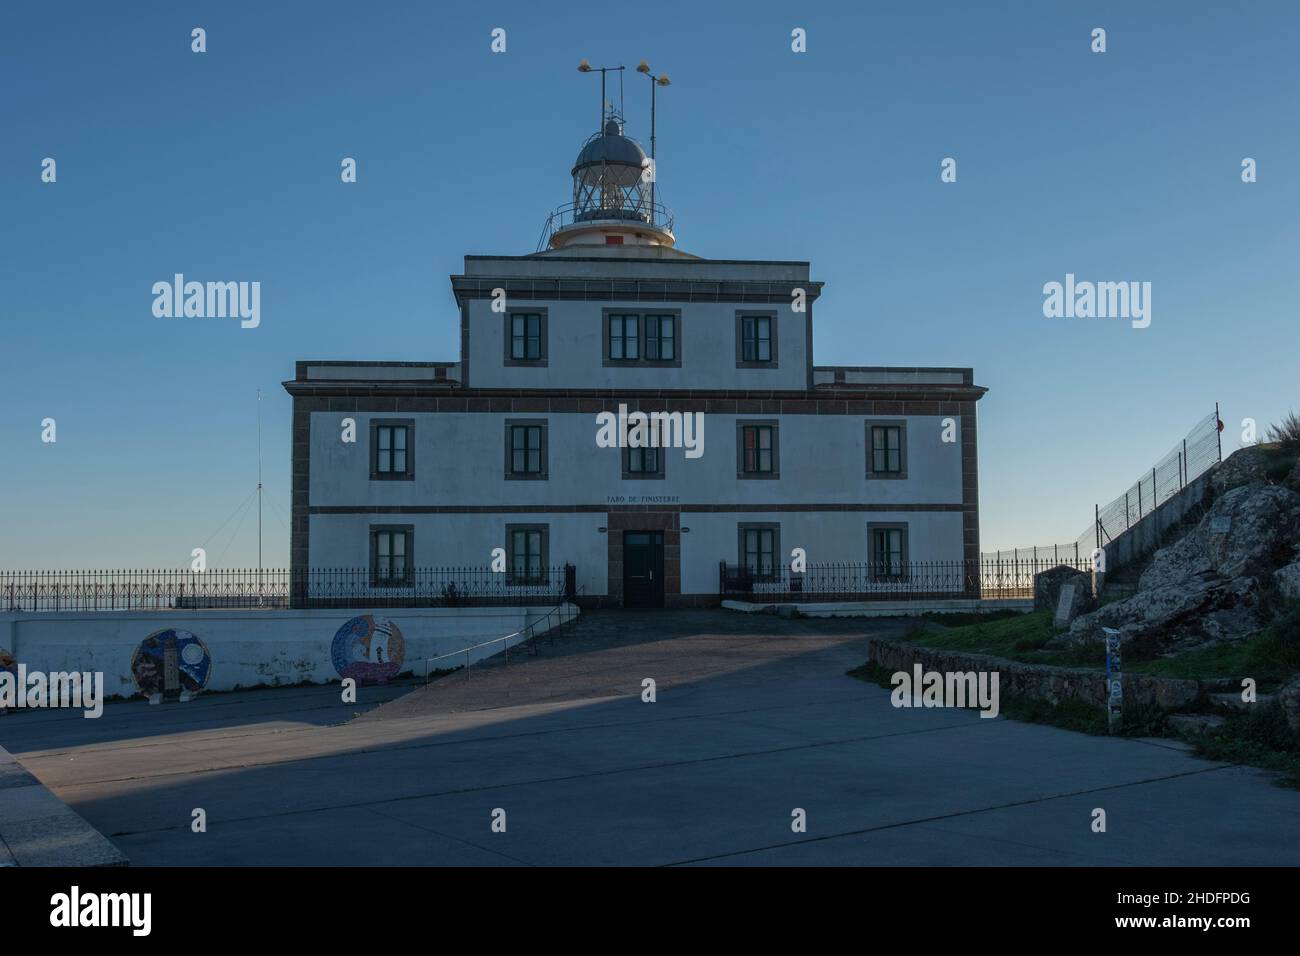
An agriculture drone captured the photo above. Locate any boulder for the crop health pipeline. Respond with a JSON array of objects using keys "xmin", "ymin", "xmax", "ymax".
[
  {"xmin": 1034, "ymin": 565, "xmax": 1092, "ymax": 613},
  {"xmin": 1065, "ymin": 570, "xmax": 1264, "ymax": 651},
  {"xmin": 1139, "ymin": 482, "xmax": 1300, "ymax": 592},
  {"xmin": 1167, "ymin": 713, "xmax": 1227, "ymax": 737},
  {"xmin": 1210, "ymin": 445, "xmax": 1268, "ymax": 496},
  {"xmin": 1052, "ymin": 576, "xmax": 1094, "ymax": 629},
  {"xmin": 1279, "ymin": 678, "xmax": 1300, "ymax": 737},
  {"xmin": 1275, "ymin": 561, "xmax": 1300, "ymax": 601},
  {"xmin": 1061, "ymin": 474, "xmax": 1300, "ymax": 653},
  {"xmin": 1286, "ymin": 457, "xmax": 1300, "ymax": 493}
]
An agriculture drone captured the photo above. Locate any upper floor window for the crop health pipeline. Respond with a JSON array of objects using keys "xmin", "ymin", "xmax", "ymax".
[
  {"xmin": 603, "ymin": 310, "xmax": 683, "ymax": 367},
  {"xmin": 505, "ymin": 419, "xmax": 548, "ymax": 479},
  {"xmin": 623, "ymin": 441, "xmax": 664, "ymax": 479},
  {"xmin": 736, "ymin": 312, "xmax": 778, "ymax": 368},
  {"xmin": 737, "ymin": 421, "xmax": 779, "ymax": 479},
  {"xmin": 867, "ymin": 422, "xmax": 908, "ymax": 479},
  {"xmin": 608, "ymin": 314, "xmax": 640, "ymax": 360},
  {"xmin": 644, "ymin": 314, "xmax": 676, "ymax": 361},
  {"xmin": 370, "ymin": 525, "xmax": 413, "ymax": 587},
  {"xmin": 370, "ymin": 420, "xmax": 414, "ymax": 480},
  {"xmin": 505, "ymin": 309, "xmax": 547, "ymax": 366}
]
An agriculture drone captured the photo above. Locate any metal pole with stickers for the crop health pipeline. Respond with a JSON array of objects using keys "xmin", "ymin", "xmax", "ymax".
[{"xmin": 1103, "ymin": 626, "xmax": 1122, "ymax": 733}]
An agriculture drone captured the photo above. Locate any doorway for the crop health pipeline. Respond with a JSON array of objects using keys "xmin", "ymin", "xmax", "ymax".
[{"xmin": 622, "ymin": 531, "xmax": 665, "ymax": 608}]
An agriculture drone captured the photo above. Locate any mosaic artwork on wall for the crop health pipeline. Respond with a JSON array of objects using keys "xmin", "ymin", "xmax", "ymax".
[
  {"xmin": 132, "ymin": 629, "xmax": 212, "ymax": 703},
  {"xmin": 331, "ymin": 615, "xmax": 405, "ymax": 684}
]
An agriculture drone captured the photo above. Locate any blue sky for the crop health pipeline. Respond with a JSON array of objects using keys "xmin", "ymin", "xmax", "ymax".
[{"xmin": 2, "ymin": 0, "xmax": 1297, "ymax": 568}]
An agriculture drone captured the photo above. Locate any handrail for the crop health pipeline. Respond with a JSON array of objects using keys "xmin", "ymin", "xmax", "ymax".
[{"xmin": 422, "ymin": 587, "xmax": 583, "ymax": 685}]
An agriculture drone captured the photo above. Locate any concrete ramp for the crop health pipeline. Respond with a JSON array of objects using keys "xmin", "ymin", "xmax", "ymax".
[{"xmin": 0, "ymin": 742, "xmax": 127, "ymax": 867}]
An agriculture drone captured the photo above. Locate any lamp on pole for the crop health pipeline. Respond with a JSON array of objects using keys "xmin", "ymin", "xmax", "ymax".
[
  {"xmin": 635, "ymin": 60, "xmax": 671, "ymax": 225},
  {"xmin": 577, "ymin": 59, "xmax": 625, "ymax": 129}
]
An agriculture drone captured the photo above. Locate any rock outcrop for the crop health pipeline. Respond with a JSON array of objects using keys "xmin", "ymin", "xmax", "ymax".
[
  {"xmin": 1210, "ymin": 444, "xmax": 1269, "ymax": 496},
  {"xmin": 1276, "ymin": 560, "xmax": 1300, "ymax": 601},
  {"xmin": 1279, "ymin": 677, "xmax": 1300, "ymax": 736},
  {"xmin": 1286, "ymin": 457, "xmax": 1300, "ymax": 493},
  {"xmin": 1064, "ymin": 480, "xmax": 1300, "ymax": 650}
]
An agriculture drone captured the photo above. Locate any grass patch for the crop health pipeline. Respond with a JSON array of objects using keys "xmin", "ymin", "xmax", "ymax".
[
  {"xmin": 1189, "ymin": 704, "xmax": 1300, "ymax": 789},
  {"xmin": 1259, "ymin": 441, "xmax": 1299, "ymax": 484},
  {"xmin": 918, "ymin": 609, "xmax": 1024, "ymax": 628},
  {"xmin": 903, "ymin": 601, "xmax": 1300, "ymax": 684},
  {"xmin": 902, "ymin": 609, "xmax": 1108, "ymax": 669},
  {"xmin": 1126, "ymin": 602, "xmax": 1300, "ymax": 688}
]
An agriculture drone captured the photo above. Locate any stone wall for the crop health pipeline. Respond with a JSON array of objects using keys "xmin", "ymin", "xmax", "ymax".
[{"xmin": 866, "ymin": 638, "xmax": 1200, "ymax": 710}]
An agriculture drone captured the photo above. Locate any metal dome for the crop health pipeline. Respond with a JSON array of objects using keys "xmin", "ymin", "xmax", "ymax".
[
  {"xmin": 536, "ymin": 110, "xmax": 675, "ymax": 251},
  {"xmin": 572, "ymin": 119, "xmax": 648, "ymax": 172}
]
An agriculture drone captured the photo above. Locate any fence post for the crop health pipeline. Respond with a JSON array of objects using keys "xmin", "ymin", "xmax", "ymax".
[
  {"xmin": 1152, "ymin": 467, "xmax": 1157, "ymax": 507},
  {"xmin": 564, "ymin": 564, "xmax": 576, "ymax": 602},
  {"xmin": 1215, "ymin": 402, "xmax": 1222, "ymax": 462}
]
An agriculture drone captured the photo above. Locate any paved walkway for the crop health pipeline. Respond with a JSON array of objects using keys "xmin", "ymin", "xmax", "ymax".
[{"xmin": 1, "ymin": 609, "xmax": 1297, "ymax": 866}]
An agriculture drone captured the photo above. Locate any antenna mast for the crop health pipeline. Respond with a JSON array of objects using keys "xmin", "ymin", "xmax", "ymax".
[
  {"xmin": 577, "ymin": 60, "xmax": 625, "ymax": 127},
  {"xmin": 257, "ymin": 388, "xmax": 263, "ymax": 597},
  {"xmin": 636, "ymin": 60, "xmax": 672, "ymax": 226}
]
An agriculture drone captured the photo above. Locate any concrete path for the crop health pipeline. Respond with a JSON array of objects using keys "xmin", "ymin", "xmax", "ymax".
[{"xmin": 1, "ymin": 609, "xmax": 1297, "ymax": 866}]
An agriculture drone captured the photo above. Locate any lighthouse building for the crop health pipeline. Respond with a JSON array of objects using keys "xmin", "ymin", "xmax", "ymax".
[{"xmin": 284, "ymin": 109, "xmax": 987, "ymax": 607}]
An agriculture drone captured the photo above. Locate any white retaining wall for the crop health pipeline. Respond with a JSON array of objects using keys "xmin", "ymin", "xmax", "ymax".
[{"xmin": 0, "ymin": 604, "xmax": 575, "ymax": 700}]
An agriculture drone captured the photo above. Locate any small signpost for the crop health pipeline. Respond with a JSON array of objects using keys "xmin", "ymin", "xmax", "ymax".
[{"xmin": 1103, "ymin": 626, "xmax": 1122, "ymax": 733}]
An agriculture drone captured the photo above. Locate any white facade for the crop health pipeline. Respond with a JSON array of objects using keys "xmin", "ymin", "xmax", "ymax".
[{"xmin": 285, "ymin": 116, "xmax": 987, "ymax": 607}]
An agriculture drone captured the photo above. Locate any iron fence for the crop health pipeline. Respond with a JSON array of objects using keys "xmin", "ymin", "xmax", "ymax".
[
  {"xmin": 1077, "ymin": 409, "xmax": 1222, "ymax": 554},
  {"xmin": 1, "ymin": 566, "xmax": 577, "ymax": 612},
  {"xmin": 719, "ymin": 557, "xmax": 1088, "ymax": 602}
]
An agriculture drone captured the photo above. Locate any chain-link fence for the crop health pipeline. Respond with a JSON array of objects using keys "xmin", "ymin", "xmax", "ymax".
[
  {"xmin": 980, "ymin": 544, "xmax": 1083, "ymax": 564},
  {"xmin": 1076, "ymin": 409, "xmax": 1222, "ymax": 554}
]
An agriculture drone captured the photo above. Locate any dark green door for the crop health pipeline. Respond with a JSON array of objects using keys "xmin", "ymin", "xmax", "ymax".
[{"xmin": 623, "ymin": 531, "xmax": 664, "ymax": 608}]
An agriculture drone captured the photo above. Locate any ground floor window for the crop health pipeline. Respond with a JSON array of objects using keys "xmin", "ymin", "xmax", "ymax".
[
  {"xmin": 869, "ymin": 523, "xmax": 909, "ymax": 581},
  {"xmin": 507, "ymin": 524, "xmax": 549, "ymax": 584},
  {"xmin": 370, "ymin": 525, "xmax": 413, "ymax": 586},
  {"xmin": 738, "ymin": 523, "xmax": 780, "ymax": 581}
]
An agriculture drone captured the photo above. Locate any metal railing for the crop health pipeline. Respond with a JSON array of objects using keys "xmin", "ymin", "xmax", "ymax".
[
  {"xmin": 422, "ymin": 587, "xmax": 583, "ymax": 684},
  {"xmin": 1, "ymin": 566, "xmax": 577, "ymax": 612},
  {"xmin": 719, "ymin": 557, "xmax": 1090, "ymax": 602},
  {"xmin": 536, "ymin": 200, "xmax": 675, "ymax": 250}
]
